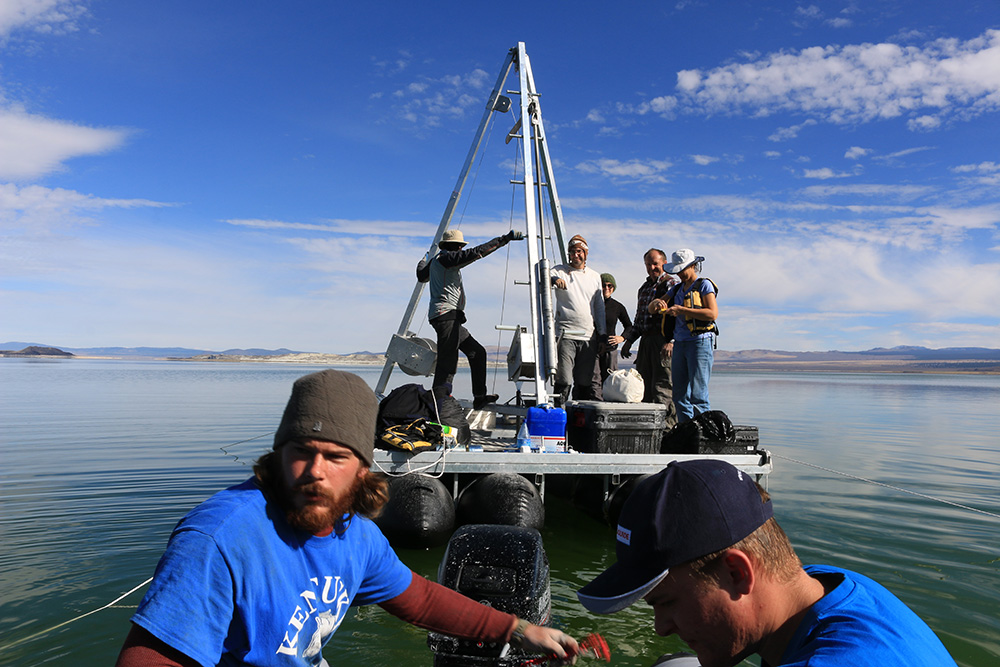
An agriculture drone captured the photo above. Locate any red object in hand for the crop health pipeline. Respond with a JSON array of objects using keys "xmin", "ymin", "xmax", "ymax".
[
  {"xmin": 523, "ymin": 632, "xmax": 611, "ymax": 665},
  {"xmin": 578, "ymin": 633, "xmax": 611, "ymax": 661}
]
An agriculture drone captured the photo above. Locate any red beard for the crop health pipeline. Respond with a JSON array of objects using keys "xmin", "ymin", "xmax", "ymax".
[{"xmin": 283, "ymin": 478, "xmax": 360, "ymax": 534}]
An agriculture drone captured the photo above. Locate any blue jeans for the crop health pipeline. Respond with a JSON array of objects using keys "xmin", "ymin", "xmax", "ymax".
[{"xmin": 672, "ymin": 337, "xmax": 714, "ymax": 422}]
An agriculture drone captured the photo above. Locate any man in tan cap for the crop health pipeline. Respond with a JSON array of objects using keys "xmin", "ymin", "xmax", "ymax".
[
  {"xmin": 418, "ymin": 228, "xmax": 524, "ymax": 409},
  {"xmin": 550, "ymin": 234, "xmax": 605, "ymax": 405},
  {"xmin": 117, "ymin": 369, "xmax": 578, "ymax": 666}
]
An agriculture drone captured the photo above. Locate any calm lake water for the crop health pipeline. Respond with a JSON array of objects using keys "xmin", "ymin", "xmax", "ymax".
[{"xmin": 1, "ymin": 359, "xmax": 998, "ymax": 666}]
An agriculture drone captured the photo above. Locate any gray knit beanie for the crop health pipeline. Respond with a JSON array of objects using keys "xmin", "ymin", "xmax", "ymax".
[{"xmin": 273, "ymin": 369, "xmax": 376, "ymax": 466}]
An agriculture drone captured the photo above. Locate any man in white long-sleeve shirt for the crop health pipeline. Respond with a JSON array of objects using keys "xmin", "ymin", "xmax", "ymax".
[{"xmin": 550, "ymin": 234, "xmax": 605, "ymax": 405}]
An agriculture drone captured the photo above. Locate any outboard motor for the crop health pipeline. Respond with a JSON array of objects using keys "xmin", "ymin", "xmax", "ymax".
[{"xmin": 428, "ymin": 524, "xmax": 551, "ymax": 666}]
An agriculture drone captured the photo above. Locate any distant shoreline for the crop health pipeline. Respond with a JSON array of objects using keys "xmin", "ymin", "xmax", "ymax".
[
  {"xmin": 6, "ymin": 350, "xmax": 1000, "ymax": 375},
  {"xmin": 173, "ymin": 352, "xmax": 1000, "ymax": 374}
]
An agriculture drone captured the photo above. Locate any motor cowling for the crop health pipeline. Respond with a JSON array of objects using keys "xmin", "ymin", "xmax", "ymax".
[{"xmin": 428, "ymin": 524, "xmax": 551, "ymax": 666}]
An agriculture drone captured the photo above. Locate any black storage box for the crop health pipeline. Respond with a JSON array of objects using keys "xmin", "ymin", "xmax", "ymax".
[
  {"xmin": 565, "ymin": 400, "xmax": 668, "ymax": 454},
  {"xmin": 697, "ymin": 425, "xmax": 759, "ymax": 454},
  {"xmin": 661, "ymin": 418, "xmax": 759, "ymax": 455}
]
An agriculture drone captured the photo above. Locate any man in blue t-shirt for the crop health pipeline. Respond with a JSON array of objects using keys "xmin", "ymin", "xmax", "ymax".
[
  {"xmin": 116, "ymin": 369, "xmax": 578, "ymax": 667},
  {"xmin": 577, "ymin": 460, "xmax": 957, "ymax": 667}
]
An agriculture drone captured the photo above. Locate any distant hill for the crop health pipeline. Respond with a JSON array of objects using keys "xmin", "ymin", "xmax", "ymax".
[
  {"xmin": 3, "ymin": 342, "xmax": 999, "ymax": 372},
  {"xmin": 714, "ymin": 346, "xmax": 1000, "ymax": 362},
  {"xmin": 0, "ymin": 345, "xmax": 74, "ymax": 357},
  {"xmin": 0, "ymin": 343, "xmax": 302, "ymax": 359}
]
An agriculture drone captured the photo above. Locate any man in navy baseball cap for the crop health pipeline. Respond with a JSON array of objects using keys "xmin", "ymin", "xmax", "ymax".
[{"xmin": 577, "ymin": 460, "xmax": 956, "ymax": 667}]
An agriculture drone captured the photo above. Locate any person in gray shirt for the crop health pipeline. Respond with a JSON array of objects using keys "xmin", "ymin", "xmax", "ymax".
[{"xmin": 417, "ymin": 228, "xmax": 523, "ymax": 409}]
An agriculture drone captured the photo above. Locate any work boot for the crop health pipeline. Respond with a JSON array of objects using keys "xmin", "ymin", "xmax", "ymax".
[{"xmin": 473, "ymin": 393, "xmax": 499, "ymax": 410}]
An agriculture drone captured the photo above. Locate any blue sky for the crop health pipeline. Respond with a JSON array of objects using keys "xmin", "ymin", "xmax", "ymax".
[{"xmin": 2, "ymin": 0, "xmax": 999, "ymax": 353}]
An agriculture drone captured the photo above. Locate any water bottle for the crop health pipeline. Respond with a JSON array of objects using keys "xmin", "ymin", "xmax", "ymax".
[{"xmin": 516, "ymin": 421, "xmax": 531, "ymax": 452}]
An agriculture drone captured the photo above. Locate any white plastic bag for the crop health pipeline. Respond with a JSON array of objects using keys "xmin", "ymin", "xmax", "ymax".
[{"xmin": 602, "ymin": 368, "xmax": 645, "ymax": 403}]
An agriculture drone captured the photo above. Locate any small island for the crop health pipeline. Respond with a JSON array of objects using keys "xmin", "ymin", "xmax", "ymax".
[{"xmin": 0, "ymin": 346, "xmax": 74, "ymax": 358}]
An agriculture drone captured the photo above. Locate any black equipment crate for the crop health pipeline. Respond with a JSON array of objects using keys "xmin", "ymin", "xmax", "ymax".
[
  {"xmin": 661, "ymin": 418, "xmax": 760, "ymax": 455},
  {"xmin": 565, "ymin": 400, "xmax": 668, "ymax": 454},
  {"xmin": 697, "ymin": 425, "xmax": 759, "ymax": 455}
]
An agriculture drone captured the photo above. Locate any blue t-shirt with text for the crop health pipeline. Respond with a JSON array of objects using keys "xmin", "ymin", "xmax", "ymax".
[{"xmin": 132, "ymin": 478, "xmax": 412, "ymax": 667}]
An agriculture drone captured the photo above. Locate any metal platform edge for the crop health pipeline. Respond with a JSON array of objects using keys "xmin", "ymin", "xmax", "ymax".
[{"xmin": 372, "ymin": 448, "xmax": 773, "ymax": 478}]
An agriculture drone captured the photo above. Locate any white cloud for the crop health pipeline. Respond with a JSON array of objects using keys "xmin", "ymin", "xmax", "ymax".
[
  {"xmin": 0, "ymin": 0, "xmax": 86, "ymax": 39},
  {"xmin": 768, "ymin": 119, "xmax": 818, "ymax": 141},
  {"xmin": 845, "ymin": 146, "xmax": 870, "ymax": 159},
  {"xmin": 803, "ymin": 167, "xmax": 852, "ymax": 180},
  {"xmin": 648, "ymin": 95, "xmax": 678, "ymax": 116},
  {"xmin": 796, "ymin": 5, "xmax": 822, "ymax": 20},
  {"xmin": 224, "ymin": 218, "xmax": 433, "ymax": 237},
  {"xmin": 0, "ymin": 108, "xmax": 129, "ymax": 180},
  {"xmin": 384, "ymin": 67, "xmax": 493, "ymax": 129},
  {"xmin": 908, "ymin": 115, "xmax": 941, "ymax": 130},
  {"xmin": 690, "ymin": 154, "xmax": 719, "ymax": 166},
  {"xmin": 676, "ymin": 69, "xmax": 701, "ymax": 91},
  {"xmin": 574, "ymin": 158, "xmax": 672, "ymax": 183},
  {"xmin": 0, "ymin": 183, "xmax": 170, "ymax": 232},
  {"xmin": 799, "ymin": 183, "xmax": 931, "ymax": 201},
  {"xmin": 952, "ymin": 161, "xmax": 1000, "ymax": 173},
  {"xmin": 671, "ymin": 29, "xmax": 1000, "ymax": 129},
  {"xmin": 872, "ymin": 146, "xmax": 935, "ymax": 162}
]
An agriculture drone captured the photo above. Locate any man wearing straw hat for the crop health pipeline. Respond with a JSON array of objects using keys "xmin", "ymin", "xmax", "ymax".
[
  {"xmin": 117, "ymin": 369, "xmax": 577, "ymax": 666},
  {"xmin": 418, "ymin": 228, "xmax": 524, "ymax": 410}
]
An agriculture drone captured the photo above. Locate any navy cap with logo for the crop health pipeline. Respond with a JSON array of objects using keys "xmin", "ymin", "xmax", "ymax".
[{"xmin": 577, "ymin": 459, "xmax": 773, "ymax": 614}]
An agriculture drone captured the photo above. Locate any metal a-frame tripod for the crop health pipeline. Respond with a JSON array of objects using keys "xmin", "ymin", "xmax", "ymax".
[{"xmin": 375, "ymin": 42, "xmax": 569, "ymax": 407}]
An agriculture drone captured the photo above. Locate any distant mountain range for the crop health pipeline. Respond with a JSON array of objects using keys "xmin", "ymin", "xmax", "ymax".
[
  {"xmin": 0, "ymin": 343, "xmax": 301, "ymax": 358},
  {"xmin": 3, "ymin": 342, "xmax": 1000, "ymax": 367},
  {"xmin": 714, "ymin": 346, "xmax": 1000, "ymax": 362}
]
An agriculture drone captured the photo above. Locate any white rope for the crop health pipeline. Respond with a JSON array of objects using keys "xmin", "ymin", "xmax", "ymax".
[
  {"xmin": 219, "ymin": 431, "xmax": 274, "ymax": 464},
  {"xmin": 372, "ymin": 445, "xmax": 451, "ymax": 479},
  {"xmin": 771, "ymin": 452, "xmax": 1000, "ymax": 520},
  {"xmin": 0, "ymin": 577, "xmax": 153, "ymax": 652}
]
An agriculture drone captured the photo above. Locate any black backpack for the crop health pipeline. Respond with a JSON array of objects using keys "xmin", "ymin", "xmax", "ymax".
[
  {"xmin": 376, "ymin": 384, "xmax": 471, "ymax": 448},
  {"xmin": 660, "ymin": 410, "xmax": 736, "ymax": 455}
]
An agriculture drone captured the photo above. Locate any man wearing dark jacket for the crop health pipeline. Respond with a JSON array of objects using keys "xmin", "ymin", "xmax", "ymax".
[
  {"xmin": 592, "ymin": 272, "xmax": 632, "ymax": 399},
  {"xmin": 417, "ymin": 228, "xmax": 523, "ymax": 409},
  {"xmin": 620, "ymin": 249, "xmax": 677, "ymax": 425}
]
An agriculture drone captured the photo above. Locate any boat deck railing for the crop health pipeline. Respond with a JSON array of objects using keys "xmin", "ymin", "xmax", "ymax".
[{"xmin": 372, "ymin": 425, "xmax": 772, "ymax": 500}]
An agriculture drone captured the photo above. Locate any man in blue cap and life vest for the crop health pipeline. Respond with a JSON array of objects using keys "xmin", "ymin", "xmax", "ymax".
[{"xmin": 577, "ymin": 459, "xmax": 956, "ymax": 666}]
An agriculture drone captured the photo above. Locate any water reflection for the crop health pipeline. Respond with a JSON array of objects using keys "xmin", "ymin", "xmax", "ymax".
[{"xmin": 1, "ymin": 361, "xmax": 997, "ymax": 666}]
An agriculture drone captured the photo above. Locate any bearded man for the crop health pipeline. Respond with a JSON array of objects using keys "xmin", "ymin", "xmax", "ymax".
[{"xmin": 116, "ymin": 369, "xmax": 577, "ymax": 667}]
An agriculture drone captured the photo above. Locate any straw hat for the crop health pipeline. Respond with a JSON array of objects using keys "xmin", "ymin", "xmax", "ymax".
[{"xmin": 439, "ymin": 229, "xmax": 467, "ymax": 247}]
